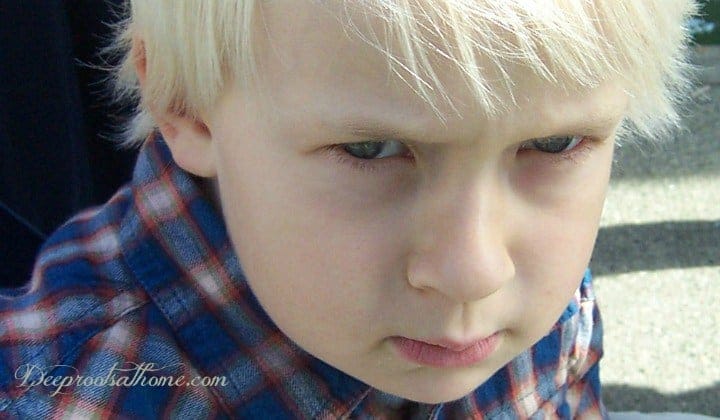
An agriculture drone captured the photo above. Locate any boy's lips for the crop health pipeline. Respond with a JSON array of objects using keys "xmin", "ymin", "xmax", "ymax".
[{"xmin": 390, "ymin": 332, "xmax": 502, "ymax": 368}]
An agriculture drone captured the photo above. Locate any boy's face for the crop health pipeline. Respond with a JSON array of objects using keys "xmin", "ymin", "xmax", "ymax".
[{"xmin": 199, "ymin": 2, "xmax": 626, "ymax": 403}]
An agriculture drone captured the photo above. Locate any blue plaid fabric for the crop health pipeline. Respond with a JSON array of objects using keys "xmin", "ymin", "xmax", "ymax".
[{"xmin": 0, "ymin": 135, "xmax": 608, "ymax": 419}]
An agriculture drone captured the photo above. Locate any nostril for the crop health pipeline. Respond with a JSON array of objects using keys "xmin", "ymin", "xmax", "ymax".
[{"xmin": 406, "ymin": 252, "xmax": 435, "ymax": 292}]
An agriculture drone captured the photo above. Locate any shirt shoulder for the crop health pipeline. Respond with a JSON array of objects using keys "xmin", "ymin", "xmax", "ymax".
[
  {"xmin": 1, "ymin": 185, "xmax": 146, "ymax": 347},
  {"xmin": 0, "ymin": 187, "xmax": 215, "ymax": 418},
  {"xmin": 1, "ymin": 136, "xmax": 245, "ymax": 418}
]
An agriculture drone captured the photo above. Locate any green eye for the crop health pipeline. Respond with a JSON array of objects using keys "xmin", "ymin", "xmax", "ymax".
[
  {"xmin": 342, "ymin": 140, "xmax": 409, "ymax": 160},
  {"xmin": 327, "ymin": 140, "xmax": 414, "ymax": 174},
  {"xmin": 523, "ymin": 135, "xmax": 584, "ymax": 154},
  {"xmin": 342, "ymin": 142, "xmax": 384, "ymax": 159}
]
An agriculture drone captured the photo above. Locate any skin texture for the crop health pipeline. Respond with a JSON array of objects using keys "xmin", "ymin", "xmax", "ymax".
[{"xmin": 143, "ymin": 1, "xmax": 628, "ymax": 404}]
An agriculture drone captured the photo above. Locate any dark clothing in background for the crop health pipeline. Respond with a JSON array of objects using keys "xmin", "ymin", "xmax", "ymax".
[{"xmin": 0, "ymin": 0, "xmax": 136, "ymax": 286}]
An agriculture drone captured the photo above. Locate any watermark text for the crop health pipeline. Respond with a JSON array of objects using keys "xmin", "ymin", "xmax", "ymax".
[{"xmin": 15, "ymin": 362, "xmax": 227, "ymax": 396}]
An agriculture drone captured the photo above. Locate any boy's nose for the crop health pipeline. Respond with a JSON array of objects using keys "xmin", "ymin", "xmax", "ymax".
[{"xmin": 406, "ymin": 184, "xmax": 515, "ymax": 304}]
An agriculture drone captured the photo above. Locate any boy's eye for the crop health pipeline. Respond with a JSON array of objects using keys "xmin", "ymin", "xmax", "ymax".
[
  {"xmin": 341, "ymin": 140, "xmax": 410, "ymax": 160},
  {"xmin": 518, "ymin": 135, "xmax": 585, "ymax": 154},
  {"xmin": 325, "ymin": 140, "xmax": 415, "ymax": 174}
]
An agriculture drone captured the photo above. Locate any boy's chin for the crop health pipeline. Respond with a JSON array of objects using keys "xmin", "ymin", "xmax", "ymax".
[{"xmin": 371, "ymin": 370, "xmax": 494, "ymax": 405}]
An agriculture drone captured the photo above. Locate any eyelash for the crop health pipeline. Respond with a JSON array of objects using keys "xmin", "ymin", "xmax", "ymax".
[
  {"xmin": 519, "ymin": 136, "xmax": 596, "ymax": 165},
  {"xmin": 324, "ymin": 136, "xmax": 596, "ymax": 174},
  {"xmin": 324, "ymin": 143, "xmax": 415, "ymax": 174}
]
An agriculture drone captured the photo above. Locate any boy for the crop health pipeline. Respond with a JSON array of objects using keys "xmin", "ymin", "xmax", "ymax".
[{"xmin": 0, "ymin": 0, "xmax": 698, "ymax": 418}]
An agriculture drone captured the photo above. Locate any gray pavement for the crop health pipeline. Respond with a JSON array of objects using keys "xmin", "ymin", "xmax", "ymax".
[{"xmin": 590, "ymin": 46, "xmax": 720, "ymax": 417}]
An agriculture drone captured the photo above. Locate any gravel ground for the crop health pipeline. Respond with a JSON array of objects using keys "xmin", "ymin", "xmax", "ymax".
[{"xmin": 589, "ymin": 46, "xmax": 720, "ymax": 417}]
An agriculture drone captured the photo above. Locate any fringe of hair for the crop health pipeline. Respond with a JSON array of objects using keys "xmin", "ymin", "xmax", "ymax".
[{"xmin": 106, "ymin": 0, "xmax": 700, "ymax": 148}]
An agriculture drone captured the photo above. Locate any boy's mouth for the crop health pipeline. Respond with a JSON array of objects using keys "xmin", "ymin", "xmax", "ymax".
[{"xmin": 390, "ymin": 331, "xmax": 502, "ymax": 368}]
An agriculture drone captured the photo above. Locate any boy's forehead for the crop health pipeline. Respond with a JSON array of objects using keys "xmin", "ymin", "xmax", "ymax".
[{"xmin": 253, "ymin": 1, "xmax": 628, "ymax": 142}]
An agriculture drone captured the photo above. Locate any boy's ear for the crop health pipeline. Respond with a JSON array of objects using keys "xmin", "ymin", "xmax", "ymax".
[{"xmin": 132, "ymin": 39, "xmax": 216, "ymax": 178}]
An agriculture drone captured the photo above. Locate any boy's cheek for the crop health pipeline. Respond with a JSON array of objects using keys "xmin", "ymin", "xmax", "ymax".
[
  {"xmin": 217, "ymin": 172, "xmax": 405, "ymax": 309},
  {"xmin": 508, "ymin": 175, "xmax": 608, "ymax": 329},
  {"xmin": 512, "ymin": 143, "xmax": 612, "ymax": 256},
  {"xmin": 515, "ymin": 193, "xmax": 604, "ymax": 284}
]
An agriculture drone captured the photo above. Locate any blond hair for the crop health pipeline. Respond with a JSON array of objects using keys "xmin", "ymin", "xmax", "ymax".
[{"xmin": 112, "ymin": 0, "xmax": 699, "ymax": 147}]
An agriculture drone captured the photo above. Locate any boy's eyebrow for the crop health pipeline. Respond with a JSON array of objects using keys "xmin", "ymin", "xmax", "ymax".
[{"xmin": 342, "ymin": 121, "xmax": 406, "ymax": 141}]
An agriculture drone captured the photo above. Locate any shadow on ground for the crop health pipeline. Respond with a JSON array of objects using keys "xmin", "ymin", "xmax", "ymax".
[
  {"xmin": 603, "ymin": 382, "xmax": 720, "ymax": 417},
  {"xmin": 590, "ymin": 220, "xmax": 720, "ymax": 276}
]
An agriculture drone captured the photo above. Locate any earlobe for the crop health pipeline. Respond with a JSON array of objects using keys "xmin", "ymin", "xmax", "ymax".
[
  {"xmin": 158, "ymin": 115, "xmax": 217, "ymax": 178},
  {"xmin": 132, "ymin": 37, "xmax": 217, "ymax": 178}
]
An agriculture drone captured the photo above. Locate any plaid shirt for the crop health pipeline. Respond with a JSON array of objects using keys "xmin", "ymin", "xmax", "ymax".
[{"xmin": 0, "ymin": 135, "xmax": 607, "ymax": 419}]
